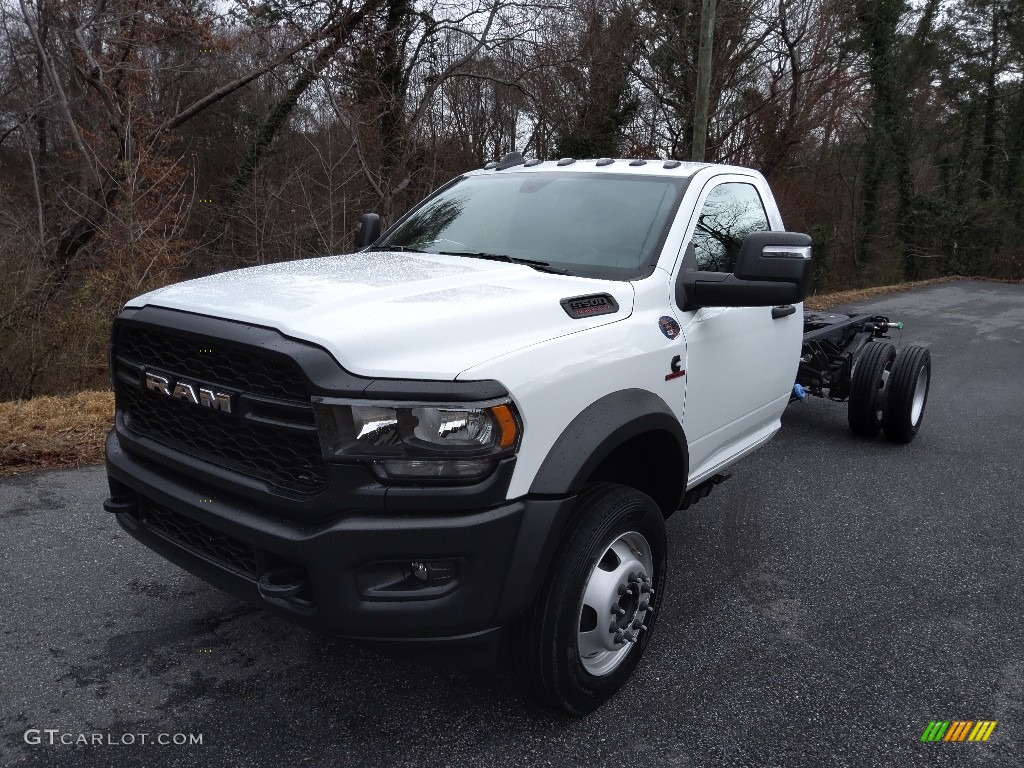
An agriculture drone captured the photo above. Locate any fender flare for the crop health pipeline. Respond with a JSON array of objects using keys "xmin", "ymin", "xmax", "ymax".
[
  {"xmin": 495, "ymin": 390, "xmax": 689, "ymax": 624},
  {"xmin": 528, "ymin": 388, "xmax": 688, "ymax": 503}
]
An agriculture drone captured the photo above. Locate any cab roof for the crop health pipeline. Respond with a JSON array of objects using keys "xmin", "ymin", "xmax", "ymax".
[{"xmin": 468, "ymin": 152, "xmax": 742, "ymax": 179}]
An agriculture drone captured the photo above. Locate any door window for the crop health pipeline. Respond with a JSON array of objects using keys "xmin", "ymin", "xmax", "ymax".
[{"xmin": 691, "ymin": 183, "xmax": 769, "ymax": 273}]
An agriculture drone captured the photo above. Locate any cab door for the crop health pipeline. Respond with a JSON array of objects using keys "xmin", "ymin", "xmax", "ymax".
[{"xmin": 675, "ymin": 176, "xmax": 803, "ymax": 481}]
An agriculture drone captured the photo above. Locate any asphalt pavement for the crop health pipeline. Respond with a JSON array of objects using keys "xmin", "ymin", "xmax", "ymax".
[{"xmin": 1, "ymin": 279, "xmax": 1021, "ymax": 767}]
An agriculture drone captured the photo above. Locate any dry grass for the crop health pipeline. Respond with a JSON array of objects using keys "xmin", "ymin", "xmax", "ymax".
[
  {"xmin": 803, "ymin": 276, "xmax": 959, "ymax": 311},
  {"xmin": 1, "ymin": 391, "xmax": 113, "ymax": 476}
]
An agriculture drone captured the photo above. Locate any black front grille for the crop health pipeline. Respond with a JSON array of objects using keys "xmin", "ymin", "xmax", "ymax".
[
  {"xmin": 142, "ymin": 501, "xmax": 257, "ymax": 578},
  {"xmin": 122, "ymin": 387, "xmax": 326, "ymax": 494},
  {"xmin": 118, "ymin": 325, "xmax": 308, "ymax": 400},
  {"xmin": 114, "ymin": 322, "xmax": 327, "ymax": 496}
]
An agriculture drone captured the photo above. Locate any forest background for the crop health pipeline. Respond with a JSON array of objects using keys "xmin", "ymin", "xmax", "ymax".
[{"xmin": 2, "ymin": 0, "xmax": 1021, "ymax": 398}]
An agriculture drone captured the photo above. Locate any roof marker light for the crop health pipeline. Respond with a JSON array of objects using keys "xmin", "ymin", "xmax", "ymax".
[{"xmin": 495, "ymin": 151, "xmax": 526, "ymax": 170}]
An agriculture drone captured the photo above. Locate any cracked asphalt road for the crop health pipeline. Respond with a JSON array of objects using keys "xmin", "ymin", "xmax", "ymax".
[{"xmin": 1, "ymin": 279, "xmax": 1021, "ymax": 767}]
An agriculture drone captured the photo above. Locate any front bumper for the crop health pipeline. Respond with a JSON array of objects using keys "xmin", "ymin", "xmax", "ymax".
[{"xmin": 106, "ymin": 432, "xmax": 571, "ymax": 667}]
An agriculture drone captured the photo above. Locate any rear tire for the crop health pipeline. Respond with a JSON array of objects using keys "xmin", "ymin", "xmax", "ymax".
[
  {"xmin": 883, "ymin": 345, "xmax": 932, "ymax": 443},
  {"xmin": 513, "ymin": 483, "xmax": 667, "ymax": 715},
  {"xmin": 848, "ymin": 341, "xmax": 896, "ymax": 437}
]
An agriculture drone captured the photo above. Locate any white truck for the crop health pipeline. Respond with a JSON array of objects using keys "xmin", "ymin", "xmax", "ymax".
[{"xmin": 103, "ymin": 154, "xmax": 930, "ymax": 714}]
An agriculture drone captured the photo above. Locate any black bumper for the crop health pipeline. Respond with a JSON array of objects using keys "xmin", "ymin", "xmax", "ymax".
[{"xmin": 106, "ymin": 432, "xmax": 573, "ymax": 667}]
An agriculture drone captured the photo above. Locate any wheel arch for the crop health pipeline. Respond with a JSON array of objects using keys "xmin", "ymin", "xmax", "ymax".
[
  {"xmin": 528, "ymin": 388, "xmax": 689, "ymax": 517},
  {"xmin": 496, "ymin": 390, "xmax": 686, "ymax": 630}
]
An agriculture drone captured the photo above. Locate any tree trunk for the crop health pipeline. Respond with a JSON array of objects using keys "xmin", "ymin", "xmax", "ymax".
[
  {"xmin": 692, "ymin": 0, "xmax": 717, "ymax": 161},
  {"xmin": 979, "ymin": 6, "xmax": 1000, "ymax": 199}
]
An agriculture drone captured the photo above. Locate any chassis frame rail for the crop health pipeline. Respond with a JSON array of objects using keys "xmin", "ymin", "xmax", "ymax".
[{"xmin": 795, "ymin": 312, "xmax": 900, "ymax": 400}]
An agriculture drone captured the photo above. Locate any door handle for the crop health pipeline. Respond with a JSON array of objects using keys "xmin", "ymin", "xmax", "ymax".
[{"xmin": 771, "ymin": 304, "xmax": 796, "ymax": 319}]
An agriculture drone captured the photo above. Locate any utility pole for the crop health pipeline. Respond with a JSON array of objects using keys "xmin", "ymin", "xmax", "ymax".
[{"xmin": 692, "ymin": 0, "xmax": 718, "ymax": 162}]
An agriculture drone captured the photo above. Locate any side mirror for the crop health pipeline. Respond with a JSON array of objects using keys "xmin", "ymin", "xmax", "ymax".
[
  {"xmin": 677, "ymin": 231, "xmax": 813, "ymax": 310},
  {"xmin": 355, "ymin": 213, "xmax": 382, "ymax": 249}
]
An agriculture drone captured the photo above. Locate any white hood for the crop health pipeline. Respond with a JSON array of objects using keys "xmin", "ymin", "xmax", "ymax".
[{"xmin": 128, "ymin": 251, "xmax": 634, "ymax": 379}]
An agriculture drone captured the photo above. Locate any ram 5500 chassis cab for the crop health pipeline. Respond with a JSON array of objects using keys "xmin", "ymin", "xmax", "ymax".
[{"xmin": 103, "ymin": 155, "xmax": 822, "ymax": 714}]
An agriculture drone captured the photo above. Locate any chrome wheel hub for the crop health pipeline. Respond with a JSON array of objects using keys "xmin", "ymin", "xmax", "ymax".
[
  {"xmin": 577, "ymin": 531, "xmax": 655, "ymax": 677},
  {"xmin": 911, "ymin": 367, "xmax": 929, "ymax": 425}
]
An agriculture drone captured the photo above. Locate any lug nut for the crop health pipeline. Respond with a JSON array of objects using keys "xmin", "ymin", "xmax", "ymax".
[
  {"xmin": 613, "ymin": 630, "xmax": 625, "ymax": 644},
  {"xmin": 611, "ymin": 606, "xmax": 625, "ymax": 616},
  {"xmin": 618, "ymin": 584, "xmax": 634, "ymax": 596}
]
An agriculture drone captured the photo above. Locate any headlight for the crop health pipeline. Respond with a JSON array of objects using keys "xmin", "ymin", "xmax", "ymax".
[{"xmin": 311, "ymin": 398, "xmax": 520, "ymax": 481}]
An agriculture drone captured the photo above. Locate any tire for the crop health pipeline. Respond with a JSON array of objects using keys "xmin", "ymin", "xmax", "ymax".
[
  {"xmin": 513, "ymin": 482, "xmax": 667, "ymax": 715},
  {"xmin": 883, "ymin": 345, "xmax": 932, "ymax": 443},
  {"xmin": 848, "ymin": 341, "xmax": 896, "ymax": 437}
]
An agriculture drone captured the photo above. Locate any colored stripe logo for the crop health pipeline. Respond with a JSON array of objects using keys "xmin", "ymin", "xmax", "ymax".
[{"xmin": 920, "ymin": 720, "xmax": 997, "ymax": 742}]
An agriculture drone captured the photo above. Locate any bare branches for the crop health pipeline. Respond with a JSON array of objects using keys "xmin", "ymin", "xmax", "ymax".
[
  {"xmin": 408, "ymin": 0, "xmax": 502, "ymax": 131},
  {"xmin": 18, "ymin": 0, "xmax": 102, "ymax": 187},
  {"xmin": 1, "ymin": 0, "xmax": 1023, "ymax": 398},
  {"xmin": 155, "ymin": 11, "xmax": 367, "ymax": 136}
]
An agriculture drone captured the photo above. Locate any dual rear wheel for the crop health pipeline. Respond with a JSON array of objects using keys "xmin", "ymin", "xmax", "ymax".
[{"xmin": 848, "ymin": 342, "xmax": 931, "ymax": 443}]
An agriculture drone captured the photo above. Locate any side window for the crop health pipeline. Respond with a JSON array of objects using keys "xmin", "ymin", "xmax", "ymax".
[{"xmin": 691, "ymin": 183, "xmax": 770, "ymax": 273}]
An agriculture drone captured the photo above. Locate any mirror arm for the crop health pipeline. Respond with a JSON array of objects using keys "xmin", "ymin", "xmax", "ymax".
[
  {"xmin": 677, "ymin": 270, "xmax": 805, "ymax": 309},
  {"xmin": 355, "ymin": 213, "xmax": 382, "ymax": 249},
  {"xmin": 676, "ymin": 269, "xmax": 729, "ymax": 311}
]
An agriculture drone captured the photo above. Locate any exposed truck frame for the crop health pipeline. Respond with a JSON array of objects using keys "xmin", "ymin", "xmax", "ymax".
[{"xmin": 795, "ymin": 310, "xmax": 932, "ymax": 443}]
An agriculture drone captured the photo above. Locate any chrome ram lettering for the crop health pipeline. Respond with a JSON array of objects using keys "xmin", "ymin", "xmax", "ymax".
[
  {"xmin": 145, "ymin": 372, "xmax": 171, "ymax": 396},
  {"xmin": 172, "ymin": 381, "xmax": 199, "ymax": 404},
  {"xmin": 198, "ymin": 388, "xmax": 232, "ymax": 412},
  {"xmin": 144, "ymin": 371, "xmax": 233, "ymax": 414}
]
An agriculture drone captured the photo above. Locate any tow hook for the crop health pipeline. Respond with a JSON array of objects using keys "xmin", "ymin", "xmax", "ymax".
[
  {"xmin": 257, "ymin": 567, "xmax": 309, "ymax": 602},
  {"xmin": 103, "ymin": 495, "xmax": 138, "ymax": 515}
]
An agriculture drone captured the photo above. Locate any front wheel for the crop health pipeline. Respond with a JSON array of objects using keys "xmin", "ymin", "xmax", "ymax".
[{"xmin": 513, "ymin": 483, "xmax": 667, "ymax": 715}]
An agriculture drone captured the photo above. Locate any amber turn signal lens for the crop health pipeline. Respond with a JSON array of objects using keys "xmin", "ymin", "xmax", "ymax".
[{"xmin": 491, "ymin": 404, "xmax": 518, "ymax": 449}]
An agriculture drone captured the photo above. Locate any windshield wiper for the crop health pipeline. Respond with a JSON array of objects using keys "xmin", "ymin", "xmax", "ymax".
[
  {"xmin": 436, "ymin": 251, "xmax": 574, "ymax": 275},
  {"xmin": 366, "ymin": 244, "xmax": 430, "ymax": 253}
]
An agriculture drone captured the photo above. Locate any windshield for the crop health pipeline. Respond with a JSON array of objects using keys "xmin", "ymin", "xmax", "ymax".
[{"xmin": 376, "ymin": 172, "xmax": 688, "ymax": 279}]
